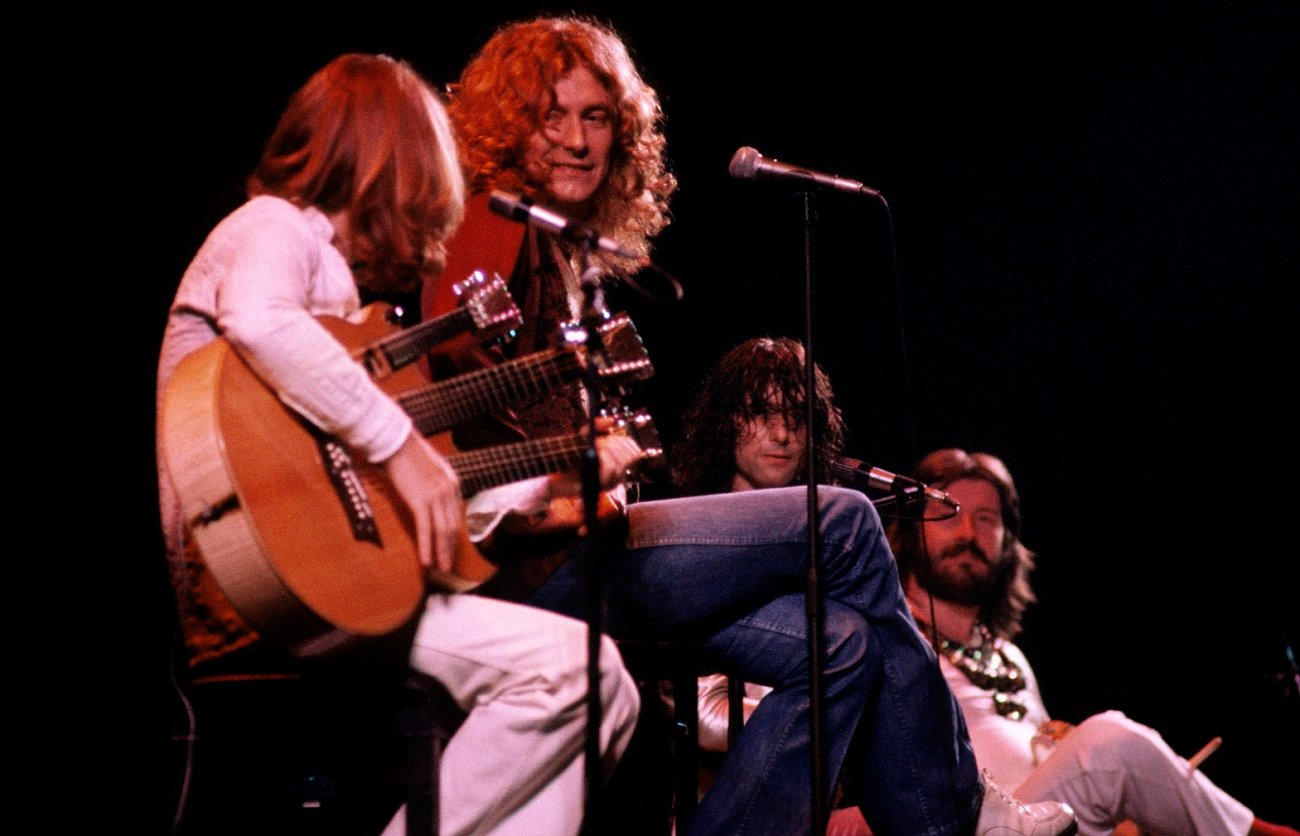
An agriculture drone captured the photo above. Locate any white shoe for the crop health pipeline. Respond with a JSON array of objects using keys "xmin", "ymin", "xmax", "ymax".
[{"xmin": 975, "ymin": 772, "xmax": 1077, "ymax": 836}]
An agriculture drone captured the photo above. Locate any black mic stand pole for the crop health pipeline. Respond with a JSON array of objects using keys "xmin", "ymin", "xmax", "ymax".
[
  {"xmin": 574, "ymin": 237, "xmax": 610, "ymax": 832},
  {"xmin": 798, "ymin": 189, "xmax": 828, "ymax": 833}
]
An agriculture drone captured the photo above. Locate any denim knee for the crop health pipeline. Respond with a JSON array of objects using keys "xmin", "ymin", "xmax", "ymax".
[
  {"xmin": 818, "ymin": 486, "xmax": 887, "ymax": 555},
  {"xmin": 821, "ymin": 604, "xmax": 870, "ymax": 679}
]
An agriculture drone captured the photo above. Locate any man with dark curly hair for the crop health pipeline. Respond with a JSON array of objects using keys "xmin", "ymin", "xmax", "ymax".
[
  {"xmin": 423, "ymin": 16, "xmax": 1077, "ymax": 836},
  {"xmin": 673, "ymin": 336, "xmax": 875, "ymax": 835},
  {"xmin": 671, "ymin": 336, "xmax": 846, "ymax": 497}
]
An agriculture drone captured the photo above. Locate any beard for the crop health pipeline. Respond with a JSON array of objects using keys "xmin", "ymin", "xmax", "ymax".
[{"xmin": 915, "ymin": 541, "xmax": 1002, "ymax": 607}]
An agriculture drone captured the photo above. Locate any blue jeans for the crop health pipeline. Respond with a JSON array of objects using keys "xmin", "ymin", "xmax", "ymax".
[{"xmin": 523, "ymin": 486, "xmax": 981, "ymax": 835}]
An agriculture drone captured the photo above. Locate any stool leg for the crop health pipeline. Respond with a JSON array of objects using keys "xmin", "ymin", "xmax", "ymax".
[
  {"xmin": 726, "ymin": 677, "xmax": 745, "ymax": 748},
  {"xmin": 402, "ymin": 682, "xmax": 442, "ymax": 836},
  {"xmin": 404, "ymin": 731, "xmax": 439, "ymax": 836},
  {"xmin": 673, "ymin": 670, "xmax": 699, "ymax": 830}
]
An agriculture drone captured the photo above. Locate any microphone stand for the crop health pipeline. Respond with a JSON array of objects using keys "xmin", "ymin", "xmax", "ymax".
[
  {"xmin": 574, "ymin": 237, "xmax": 609, "ymax": 832},
  {"xmin": 798, "ymin": 189, "xmax": 828, "ymax": 832}
]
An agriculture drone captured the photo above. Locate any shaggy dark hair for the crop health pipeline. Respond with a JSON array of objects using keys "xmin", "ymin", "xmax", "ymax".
[
  {"xmin": 888, "ymin": 448, "xmax": 1037, "ymax": 640},
  {"xmin": 672, "ymin": 337, "xmax": 845, "ymax": 496}
]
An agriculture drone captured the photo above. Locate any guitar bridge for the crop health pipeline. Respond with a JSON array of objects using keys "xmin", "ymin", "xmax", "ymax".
[{"xmin": 317, "ymin": 437, "xmax": 382, "ymax": 546}]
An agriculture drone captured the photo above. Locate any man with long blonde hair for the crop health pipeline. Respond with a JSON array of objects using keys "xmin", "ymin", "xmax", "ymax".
[{"xmin": 158, "ymin": 52, "xmax": 639, "ymax": 836}]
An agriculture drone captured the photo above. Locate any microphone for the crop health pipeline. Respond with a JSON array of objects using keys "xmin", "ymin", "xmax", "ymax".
[
  {"xmin": 832, "ymin": 457, "xmax": 959, "ymax": 510},
  {"xmin": 728, "ymin": 146, "xmax": 881, "ymax": 197},
  {"xmin": 488, "ymin": 190, "xmax": 648, "ymax": 264}
]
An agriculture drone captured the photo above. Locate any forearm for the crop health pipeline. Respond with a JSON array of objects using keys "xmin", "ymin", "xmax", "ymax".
[{"xmin": 229, "ymin": 308, "xmax": 412, "ymax": 462}]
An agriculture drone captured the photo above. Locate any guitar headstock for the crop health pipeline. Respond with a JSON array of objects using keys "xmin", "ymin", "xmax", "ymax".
[
  {"xmin": 598, "ymin": 406, "xmax": 665, "ymax": 483},
  {"xmin": 453, "ymin": 270, "xmax": 523, "ymax": 339},
  {"xmin": 557, "ymin": 311, "xmax": 655, "ymax": 388},
  {"xmin": 593, "ymin": 313, "xmax": 655, "ymax": 383}
]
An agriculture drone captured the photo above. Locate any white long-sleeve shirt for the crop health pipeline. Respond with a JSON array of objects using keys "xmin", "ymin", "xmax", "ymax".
[
  {"xmin": 157, "ymin": 196, "xmax": 417, "ymax": 662},
  {"xmin": 157, "ymin": 195, "xmax": 412, "ymax": 468}
]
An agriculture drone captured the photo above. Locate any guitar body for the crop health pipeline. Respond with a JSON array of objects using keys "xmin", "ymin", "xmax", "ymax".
[{"xmin": 162, "ymin": 307, "xmax": 502, "ymax": 658}]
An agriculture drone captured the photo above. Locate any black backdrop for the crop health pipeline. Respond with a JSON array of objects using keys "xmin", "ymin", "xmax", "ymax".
[{"xmin": 120, "ymin": 4, "xmax": 1297, "ymax": 828}]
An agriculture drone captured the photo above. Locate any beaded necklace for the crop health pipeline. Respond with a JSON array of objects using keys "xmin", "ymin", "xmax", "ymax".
[{"xmin": 930, "ymin": 621, "xmax": 1030, "ymax": 720}]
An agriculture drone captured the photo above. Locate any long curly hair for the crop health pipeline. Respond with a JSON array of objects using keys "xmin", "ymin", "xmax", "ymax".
[
  {"xmin": 672, "ymin": 337, "xmax": 846, "ymax": 496},
  {"xmin": 888, "ymin": 448, "xmax": 1037, "ymax": 640},
  {"xmin": 247, "ymin": 53, "xmax": 464, "ymax": 296},
  {"xmin": 448, "ymin": 15, "xmax": 676, "ymax": 270}
]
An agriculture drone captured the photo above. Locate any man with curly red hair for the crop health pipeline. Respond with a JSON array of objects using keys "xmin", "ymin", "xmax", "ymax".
[{"xmin": 424, "ymin": 16, "xmax": 1077, "ymax": 836}]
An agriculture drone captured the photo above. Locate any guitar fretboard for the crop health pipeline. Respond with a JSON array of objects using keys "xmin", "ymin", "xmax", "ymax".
[
  {"xmin": 359, "ymin": 308, "xmax": 475, "ymax": 377},
  {"xmin": 451, "ymin": 434, "xmax": 590, "ymax": 497},
  {"xmin": 398, "ymin": 349, "xmax": 584, "ymax": 436}
]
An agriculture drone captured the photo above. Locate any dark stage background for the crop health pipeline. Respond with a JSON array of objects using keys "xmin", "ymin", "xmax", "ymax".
[{"xmin": 118, "ymin": 4, "xmax": 1296, "ymax": 829}]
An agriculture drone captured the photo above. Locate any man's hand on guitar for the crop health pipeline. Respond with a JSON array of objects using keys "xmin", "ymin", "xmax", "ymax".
[
  {"xmin": 385, "ymin": 430, "xmax": 466, "ymax": 573},
  {"xmin": 541, "ymin": 431, "xmax": 645, "ymax": 498},
  {"xmin": 499, "ymin": 433, "xmax": 644, "ymax": 536},
  {"xmin": 596, "ymin": 432, "xmax": 646, "ymax": 489}
]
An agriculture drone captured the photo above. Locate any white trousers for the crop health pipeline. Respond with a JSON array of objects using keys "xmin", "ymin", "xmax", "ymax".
[
  {"xmin": 382, "ymin": 594, "xmax": 640, "ymax": 836},
  {"xmin": 1016, "ymin": 710, "xmax": 1255, "ymax": 836}
]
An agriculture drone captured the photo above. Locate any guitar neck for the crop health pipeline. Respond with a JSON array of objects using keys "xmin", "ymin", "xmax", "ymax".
[
  {"xmin": 398, "ymin": 349, "xmax": 582, "ymax": 436},
  {"xmin": 450, "ymin": 434, "xmax": 588, "ymax": 497},
  {"xmin": 360, "ymin": 308, "xmax": 475, "ymax": 377}
]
